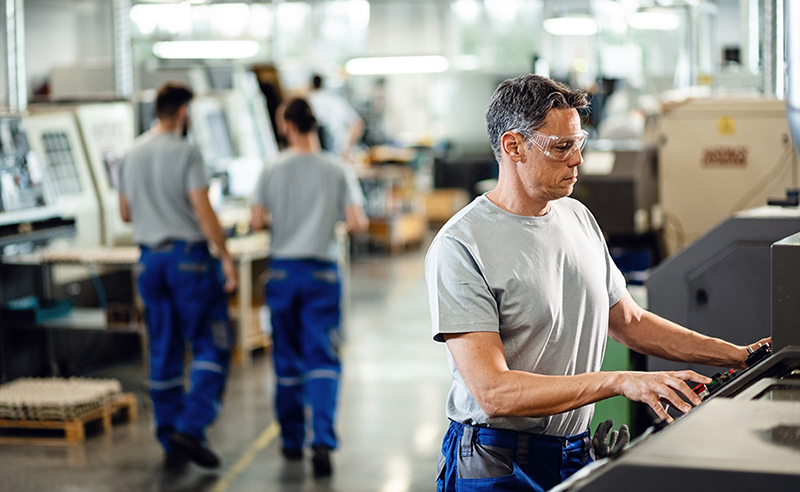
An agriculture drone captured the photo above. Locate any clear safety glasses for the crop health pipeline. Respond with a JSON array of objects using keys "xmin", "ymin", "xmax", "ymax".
[{"xmin": 527, "ymin": 129, "xmax": 589, "ymax": 161}]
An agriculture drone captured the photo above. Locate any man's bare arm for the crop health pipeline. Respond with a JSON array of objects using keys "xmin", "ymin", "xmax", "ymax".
[
  {"xmin": 119, "ymin": 193, "xmax": 131, "ymax": 222},
  {"xmin": 445, "ymin": 331, "xmax": 709, "ymax": 423},
  {"xmin": 608, "ymin": 291, "xmax": 769, "ymax": 370},
  {"xmin": 344, "ymin": 204, "xmax": 368, "ymax": 234},
  {"xmin": 189, "ymin": 188, "xmax": 237, "ymax": 293},
  {"xmin": 250, "ymin": 204, "xmax": 270, "ymax": 232}
]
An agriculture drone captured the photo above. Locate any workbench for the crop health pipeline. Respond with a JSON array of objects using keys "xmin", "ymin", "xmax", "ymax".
[{"xmin": 1, "ymin": 231, "xmax": 271, "ymax": 371}]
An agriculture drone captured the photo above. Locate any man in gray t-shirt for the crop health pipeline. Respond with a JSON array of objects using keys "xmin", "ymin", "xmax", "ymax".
[
  {"xmin": 425, "ymin": 75, "xmax": 770, "ymax": 492},
  {"xmin": 119, "ymin": 131, "xmax": 207, "ymax": 247},
  {"xmin": 251, "ymin": 150, "xmax": 364, "ymax": 263},
  {"xmin": 119, "ymin": 82, "xmax": 237, "ymax": 470},
  {"xmin": 250, "ymin": 97, "xmax": 367, "ymax": 478}
]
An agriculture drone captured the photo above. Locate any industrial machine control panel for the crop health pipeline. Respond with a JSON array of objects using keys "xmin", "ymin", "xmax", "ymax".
[
  {"xmin": 691, "ymin": 342, "xmax": 772, "ymax": 400},
  {"xmin": 553, "ymin": 345, "xmax": 800, "ymax": 492}
]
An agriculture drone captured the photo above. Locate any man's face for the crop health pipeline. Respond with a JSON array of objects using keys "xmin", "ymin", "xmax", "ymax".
[{"xmin": 518, "ymin": 108, "xmax": 584, "ymax": 203}]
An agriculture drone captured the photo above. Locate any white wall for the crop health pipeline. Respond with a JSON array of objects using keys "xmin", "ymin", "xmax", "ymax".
[
  {"xmin": 25, "ymin": 0, "xmax": 113, "ymax": 96},
  {"xmin": 366, "ymin": 2, "xmax": 447, "ymax": 57}
]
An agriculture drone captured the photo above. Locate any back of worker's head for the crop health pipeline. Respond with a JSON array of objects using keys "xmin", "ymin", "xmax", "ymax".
[
  {"xmin": 312, "ymin": 74, "xmax": 323, "ymax": 90},
  {"xmin": 282, "ymin": 98, "xmax": 317, "ymax": 134},
  {"xmin": 155, "ymin": 82, "xmax": 194, "ymax": 120},
  {"xmin": 485, "ymin": 74, "xmax": 588, "ymax": 160}
]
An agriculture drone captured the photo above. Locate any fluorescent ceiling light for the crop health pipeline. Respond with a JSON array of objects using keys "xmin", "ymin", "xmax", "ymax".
[
  {"xmin": 627, "ymin": 9, "xmax": 680, "ymax": 30},
  {"xmin": 345, "ymin": 56, "xmax": 449, "ymax": 75},
  {"xmin": 543, "ymin": 16, "xmax": 598, "ymax": 36},
  {"xmin": 152, "ymin": 40, "xmax": 260, "ymax": 59}
]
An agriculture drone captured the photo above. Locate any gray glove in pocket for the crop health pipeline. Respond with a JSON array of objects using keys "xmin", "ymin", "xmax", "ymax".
[{"xmin": 590, "ymin": 419, "xmax": 630, "ymax": 460}]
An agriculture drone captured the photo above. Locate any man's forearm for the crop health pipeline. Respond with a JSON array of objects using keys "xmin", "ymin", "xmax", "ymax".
[
  {"xmin": 446, "ymin": 330, "xmax": 707, "ymax": 423},
  {"xmin": 189, "ymin": 189, "xmax": 231, "ymax": 260},
  {"xmin": 609, "ymin": 292, "xmax": 747, "ymax": 369},
  {"xmin": 473, "ymin": 369, "xmax": 619, "ymax": 419},
  {"xmin": 200, "ymin": 217, "xmax": 230, "ymax": 259},
  {"xmin": 612, "ymin": 309, "xmax": 744, "ymax": 368}
]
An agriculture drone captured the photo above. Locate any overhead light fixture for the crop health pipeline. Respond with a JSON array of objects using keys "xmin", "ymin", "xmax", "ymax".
[
  {"xmin": 627, "ymin": 8, "xmax": 680, "ymax": 31},
  {"xmin": 543, "ymin": 16, "xmax": 598, "ymax": 36},
  {"xmin": 345, "ymin": 55, "xmax": 449, "ymax": 75},
  {"xmin": 152, "ymin": 40, "xmax": 260, "ymax": 60}
]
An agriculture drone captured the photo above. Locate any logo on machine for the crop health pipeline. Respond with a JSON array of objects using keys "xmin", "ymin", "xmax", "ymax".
[{"xmin": 701, "ymin": 145, "xmax": 748, "ymax": 168}]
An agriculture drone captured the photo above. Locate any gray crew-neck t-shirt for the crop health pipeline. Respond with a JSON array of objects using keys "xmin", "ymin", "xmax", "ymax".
[
  {"xmin": 425, "ymin": 195, "xmax": 627, "ymax": 437},
  {"xmin": 251, "ymin": 150, "xmax": 363, "ymax": 262},
  {"xmin": 119, "ymin": 131, "xmax": 208, "ymax": 247}
]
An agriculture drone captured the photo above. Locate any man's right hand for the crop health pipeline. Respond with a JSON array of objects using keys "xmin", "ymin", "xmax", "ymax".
[
  {"xmin": 614, "ymin": 370, "xmax": 711, "ymax": 423},
  {"xmin": 221, "ymin": 255, "xmax": 238, "ymax": 293}
]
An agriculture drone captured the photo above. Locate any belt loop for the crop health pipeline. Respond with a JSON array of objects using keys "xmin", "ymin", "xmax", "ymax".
[
  {"xmin": 581, "ymin": 433, "xmax": 591, "ymax": 464},
  {"xmin": 460, "ymin": 425, "xmax": 474, "ymax": 457},
  {"xmin": 517, "ymin": 433, "xmax": 530, "ymax": 465}
]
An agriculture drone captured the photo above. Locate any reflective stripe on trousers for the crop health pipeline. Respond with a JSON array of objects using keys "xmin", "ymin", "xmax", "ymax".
[
  {"xmin": 139, "ymin": 241, "xmax": 231, "ymax": 452},
  {"xmin": 266, "ymin": 258, "xmax": 342, "ymax": 450}
]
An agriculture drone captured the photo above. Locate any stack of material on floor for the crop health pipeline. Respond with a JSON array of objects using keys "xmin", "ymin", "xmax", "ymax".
[{"xmin": 0, "ymin": 377, "xmax": 123, "ymax": 420}]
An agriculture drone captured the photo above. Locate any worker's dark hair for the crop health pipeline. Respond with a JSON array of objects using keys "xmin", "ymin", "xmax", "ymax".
[
  {"xmin": 312, "ymin": 73, "xmax": 323, "ymax": 90},
  {"xmin": 155, "ymin": 82, "xmax": 193, "ymax": 119},
  {"xmin": 282, "ymin": 97, "xmax": 317, "ymax": 134},
  {"xmin": 486, "ymin": 74, "xmax": 589, "ymax": 160}
]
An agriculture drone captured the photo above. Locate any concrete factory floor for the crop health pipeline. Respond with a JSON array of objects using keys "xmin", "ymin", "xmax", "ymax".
[{"xmin": 0, "ymin": 241, "xmax": 452, "ymax": 492}]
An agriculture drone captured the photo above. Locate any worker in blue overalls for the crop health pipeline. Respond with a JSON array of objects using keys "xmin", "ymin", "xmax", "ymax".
[
  {"xmin": 250, "ymin": 97, "xmax": 368, "ymax": 478},
  {"xmin": 119, "ymin": 82, "xmax": 237, "ymax": 470}
]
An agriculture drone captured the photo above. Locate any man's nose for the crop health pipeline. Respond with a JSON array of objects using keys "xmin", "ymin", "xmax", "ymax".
[{"xmin": 568, "ymin": 150, "xmax": 583, "ymax": 168}]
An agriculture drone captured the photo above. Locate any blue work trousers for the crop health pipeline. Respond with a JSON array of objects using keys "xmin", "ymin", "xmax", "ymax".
[
  {"xmin": 265, "ymin": 259, "xmax": 342, "ymax": 451},
  {"xmin": 436, "ymin": 421, "xmax": 592, "ymax": 492},
  {"xmin": 138, "ymin": 241, "xmax": 231, "ymax": 453}
]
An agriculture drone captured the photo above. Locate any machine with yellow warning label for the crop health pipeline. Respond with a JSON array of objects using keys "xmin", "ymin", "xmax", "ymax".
[{"xmin": 657, "ymin": 97, "xmax": 797, "ymax": 257}]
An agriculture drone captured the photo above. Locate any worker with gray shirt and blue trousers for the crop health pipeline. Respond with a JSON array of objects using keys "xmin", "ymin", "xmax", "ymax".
[
  {"xmin": 425, "ymin": 74, "xmax": 769, "ymax": 491},
  {"xmin": 250, "ymin": 97, "xmax": 368, "ymax": 478},
  {"xmin": 119, "ymin": 82, "xmax": 237, "ymax": 470}
]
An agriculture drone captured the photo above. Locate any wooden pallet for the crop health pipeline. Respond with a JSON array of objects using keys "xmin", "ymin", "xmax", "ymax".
[{"xmin": 0, "ymin": 393, "xmax": 137, "ymax": 446}]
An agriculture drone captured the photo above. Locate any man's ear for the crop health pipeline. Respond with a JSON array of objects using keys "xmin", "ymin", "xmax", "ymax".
[
  {"xmin": 501, "ymin": 131, "xmax": 526, "ymax": 162},
  {"xmin": 177, "ymin": 103, "xmax": 190, "ymax": 121}
]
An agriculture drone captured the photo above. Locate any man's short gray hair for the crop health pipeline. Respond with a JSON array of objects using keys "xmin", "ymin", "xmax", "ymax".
[{"xmin": 485, "ymin": 74, "xmax": 589, "ymax": 160}]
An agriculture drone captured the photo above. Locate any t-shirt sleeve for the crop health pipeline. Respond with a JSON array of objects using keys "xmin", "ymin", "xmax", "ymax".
[
  {"xmin": 251, "ymin": 165, "xmax": 272, "ymax": 209},
  {"xmin": 339, "ymin": 162, "xmax": 364, "ymax": 210},
  {"xmin": 185, "ymin": 147, "xmax": 208, "ymax": 191},
  {"xmin": 571, "ymin": 201, "xmax": 627, "ymax": 307},
  {"xmin": 606, "ymin": 246, "xmax": 627, "ymax": 307},
  {"xmin": 579, "ymin": 204, "xmax": 627, "ymax": 307},
  {"xmin": 425, "ymin": 235, "xmax": 500, "ymax": 342}
]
